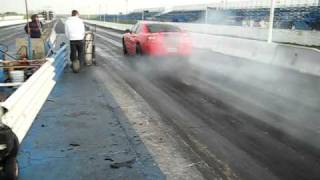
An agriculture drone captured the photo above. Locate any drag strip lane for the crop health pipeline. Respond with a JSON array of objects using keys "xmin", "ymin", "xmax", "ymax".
[
  {"xmin": 93, "ymin": 25, "xmax": 320, "ymax": 148},
  {"xmin": 95, "ymin": 33, "xmax": 122, "ymax": 47},
  {"xmin": 94, "ymin": 27, "xmax": 320, "ymax": 180},
  {"xmin": 151, "ymin": 76, "xmax": 320, "ymax": 180}
]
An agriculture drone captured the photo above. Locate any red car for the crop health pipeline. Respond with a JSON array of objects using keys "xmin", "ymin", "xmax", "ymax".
[{"xmin": 122, "ymin": 21, "xmax": 192, "ymax": 57}]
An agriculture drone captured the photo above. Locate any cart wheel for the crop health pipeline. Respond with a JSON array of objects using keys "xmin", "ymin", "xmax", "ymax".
[
  {"xmin": 8, "ymin": 136, "xmax": 18, "ymax": 159},
  {"xmin": 123, "ymin": 40, "xmax": 128, "ymax": 56},
  {"xmin": 84, "ymin": 56, "xmax": 93, "ymax": 66},
  {"xmin": 1, "ymin": 157, "xmax": 18, "ymax": 180},
  {"xmin": 0, "ymin": 126, "xmax": 19, "ymax": 158},
  {"xmin": 72, "ymin": 60, "xmax": 80, "ymax": 73},
  {"xmin": 136, "ymin": 44, "xmax": 142, "ymax": 56}
]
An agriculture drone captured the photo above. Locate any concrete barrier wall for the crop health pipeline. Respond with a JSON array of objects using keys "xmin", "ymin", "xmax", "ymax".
[
  {"xmin": 189, "ymin": 33, "xmax": 277, "ymax": 64},
  {"xmin": 190, "ymin": 32, "xmax": 320, "ymax": 76},
  {"xmin": 84, "ymin": 20, "xmax": 132, "ymax": 31},
  {"xmin": 272, "ymin": 45, "xmax": 320, "ymax": 76},
  {"xmin": 0, "ymin": 16, "xmax": 24, "ymax": 21},
  {"xmin": 175, "ymin": 23, "xmax": 320, "ymax": 47},
  {"xmin": 85, "ymin": 20, "xmax": 320, "ymax": 77},
  {"xmin": 0, "ymin": 20, "xmax": 27, "ymax": 28},
  {"xmin": 85, "ymin": 20, "xmax": 320, "ymax": 46}
]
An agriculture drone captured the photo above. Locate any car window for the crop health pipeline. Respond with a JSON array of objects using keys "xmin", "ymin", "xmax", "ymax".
[{"xmin": 146, "ymin": 24, "xmax": 181, "ymax": 33}]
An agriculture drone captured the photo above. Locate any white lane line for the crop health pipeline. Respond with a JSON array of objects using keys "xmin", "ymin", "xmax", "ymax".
[{"xmin": 95, "ymin": 33, "xmax": 122, "ymax": 48}]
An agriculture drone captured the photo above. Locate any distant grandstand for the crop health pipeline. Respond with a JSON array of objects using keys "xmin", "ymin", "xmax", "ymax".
[{"xmin": 96, "ymin": 0, "xmax": 320, "ymax": 30}]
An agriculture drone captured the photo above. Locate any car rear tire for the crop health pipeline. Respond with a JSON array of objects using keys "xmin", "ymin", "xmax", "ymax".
[
  {"xmin": 136, "ymin": 44, "xmax": 142, "ymax": 56},
  {"xmin": 0, "ymin": 125, "xmax": 19, "ymax": 180},
  {"xmin": 72, "ymin": 60, "xmax": 80, "ymax": 73},
  {"xmin": 122, "ymin": 39, "xmax": 128, "ymax": 56},
  {"xmin": 0, "ymin": 135, "xmax": 19, "ymax": 180},
  {"xmin": 2, "ymin": 157, "xmax": 18, "ymax": 180}
]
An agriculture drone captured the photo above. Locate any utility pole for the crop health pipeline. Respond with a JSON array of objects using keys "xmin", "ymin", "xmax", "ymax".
[
  {"xmin": 205, "ymin": 6, "xmax": 208, "ymax": 24},
  {"xmin": 24, "ymin": 0, "xmax": 29, "ymax": 25},
  {"xmin": 25, "ymin": 0, "xmax": 32, "ymax": 60},
  {"xmin": 103, "ymin": 6, "xmax": 106, "ymax": 22},
  {"xmin": 125, "ymin": 0, "xmax": 128, "ymax": 14},
  {"xmin": 99, "ymin": 5, "xmax": 102, "ymax": 21},
  {"xmin": 268, "ymin": 0, "xmax": 276, "ymax": 43},
  {"xmin": 205, "ymin": 7, "xmax": 215, "ymax": 24},
  {"xmin": 142, "ymin": 10, "xmax": 144, "ymax": 20},
  {"xmin": 87, "ymin": 5, "xmax": 90, "ymax": 19}
]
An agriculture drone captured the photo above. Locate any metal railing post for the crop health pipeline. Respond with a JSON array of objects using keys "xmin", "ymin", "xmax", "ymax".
[
  {"xmin": 205, "ymin": 7, "xmax": 208, "ymax": 24},
  {"xmin": 268, "ymin": 0, "xmax": 276, "ymax": 43},
  {"xmin": 0, "ymin": 46, "xmax": 4, "ymax": 60},
  {"xmin": 142, "ymin": 10, "xmax": 144, "ymax": 20}
]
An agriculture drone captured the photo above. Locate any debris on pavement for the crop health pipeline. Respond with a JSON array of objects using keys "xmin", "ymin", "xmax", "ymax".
[
  {"xmin": 69, "ymin": 143, "xmax": 80, "ymax": 147},
  {"xmin": 110, "ymin": 159, "xmax": 136, "ymax": 169}
]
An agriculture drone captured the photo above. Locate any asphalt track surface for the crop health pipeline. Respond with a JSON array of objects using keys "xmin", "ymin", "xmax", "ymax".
[
  {"xmin": 3, "ymin": 20, "xmax": 320, "ymax": 180},
  {"xmin": 0, "ymin": 24, "xmax": 26, "ymax": 41},
  {"xmin": 87, "ymin": 23, "xmax": 320, "ymax": 180}
]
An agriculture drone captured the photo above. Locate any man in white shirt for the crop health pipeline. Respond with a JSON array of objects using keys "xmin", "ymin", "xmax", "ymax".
[{"xmin": 65, "ymin": 10, "xmax": 85, "ymax": 70}]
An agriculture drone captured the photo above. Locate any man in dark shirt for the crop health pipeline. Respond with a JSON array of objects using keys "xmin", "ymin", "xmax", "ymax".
[{"xmin": 24, "ymin": 14, "xmax": 43, "ymax": 38}]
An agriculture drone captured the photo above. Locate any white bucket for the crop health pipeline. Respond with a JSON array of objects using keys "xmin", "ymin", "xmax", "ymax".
[{"xmin": 10, "ymin": 70, "xmax": 25, "ymax": 83}]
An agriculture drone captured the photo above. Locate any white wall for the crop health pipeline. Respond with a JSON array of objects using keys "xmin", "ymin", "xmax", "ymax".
[
  {"xmin": 86, "ymin": 20, "xmax": 320, "ymax": 46},
  {"xmin": 0, "ymin": 16, "xmax": 24, "ymax": 21},
  {"xmin": 190, "ymin": 33, "xmax": 320, "ymax": 76},
  {"xmin": 0, "ymin": 20, "xmax": 27, "ymax": 27},
  {"xmin": 174, "ymin": 23, "xmax": 320, "ymax": 47}
]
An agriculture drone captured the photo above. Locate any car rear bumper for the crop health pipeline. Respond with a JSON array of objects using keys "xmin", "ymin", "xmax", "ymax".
[{"xmin": 144, "ymin": 44, "xmax": 192, "ymax": 57}]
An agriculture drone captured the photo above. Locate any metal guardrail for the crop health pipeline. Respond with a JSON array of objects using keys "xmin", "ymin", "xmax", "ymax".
[
  {"xmin": 0, "ymin": 43, "xmax": 67, "ymax": 143},
  {"xmin": 52, "ymin": 44, "xmax": 68, "ymax": 80}
]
